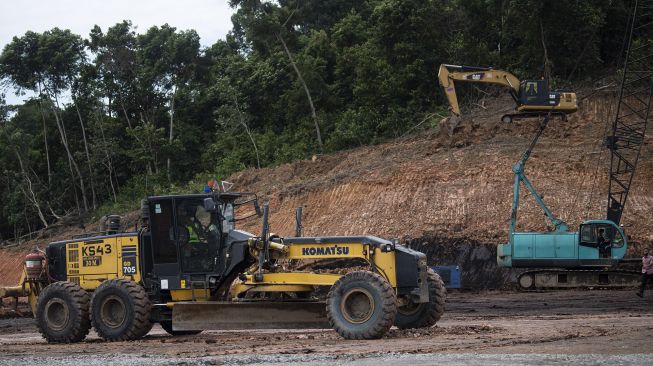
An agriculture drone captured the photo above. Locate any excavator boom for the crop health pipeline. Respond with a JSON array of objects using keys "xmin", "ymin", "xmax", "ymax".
[{"xmin": 438, "ymin": 64, "xmax": 521, "ymax": 116}]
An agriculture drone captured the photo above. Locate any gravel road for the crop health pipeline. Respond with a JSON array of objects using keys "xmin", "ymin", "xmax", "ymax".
[{"xmin": 1, "ymin": 290, "xmax": 651, "ymax": 365}]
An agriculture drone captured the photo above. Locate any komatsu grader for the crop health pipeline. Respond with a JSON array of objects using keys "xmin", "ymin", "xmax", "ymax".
[{"xmin": 2, "ymin": 192, "xmax": 445, "ymax": 342}]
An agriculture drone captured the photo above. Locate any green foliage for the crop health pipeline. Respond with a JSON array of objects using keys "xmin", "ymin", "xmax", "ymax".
[{"xmin": 0, "ymin": 0, "xmax": 637, "ymax": 239}]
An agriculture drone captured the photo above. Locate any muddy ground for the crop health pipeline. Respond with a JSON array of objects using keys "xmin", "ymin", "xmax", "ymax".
[{"xmin": 1, "ymin": 290, "xmax": 652, "ymax": 365}]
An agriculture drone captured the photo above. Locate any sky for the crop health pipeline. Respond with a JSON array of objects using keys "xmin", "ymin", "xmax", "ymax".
[{"xmin": 0, "ymin": 0, "xmax": 236, "ymax": 104}]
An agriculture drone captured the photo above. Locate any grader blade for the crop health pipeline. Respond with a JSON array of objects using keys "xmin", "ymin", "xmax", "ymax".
[{"xmin": 171, "ymin": 301, "xmax": 330, "ymax": 331}]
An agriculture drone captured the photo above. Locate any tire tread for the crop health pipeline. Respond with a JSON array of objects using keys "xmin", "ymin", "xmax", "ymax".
[
  {"xmin": 36, "ymin": 281, "xmax": 91, "ymax": 343},
  {"xmin": 90, "ymin": 278, "xmax": 152, "ymax": 341},
  {"xmin": 326, "ymin": 270, "xmax": 396, "ymax": 340},
  {"xmin": 395, "ymin": 269, "xmax": 446, "ymax": 329}
]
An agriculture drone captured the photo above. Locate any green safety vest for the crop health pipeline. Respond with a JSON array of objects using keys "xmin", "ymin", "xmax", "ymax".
[{"xmin": 187, "ymin": 225, "xmax": 200, "ymax": 242}]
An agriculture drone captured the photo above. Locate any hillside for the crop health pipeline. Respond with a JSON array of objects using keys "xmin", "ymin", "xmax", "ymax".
[
  {"xmin": 232, "ymin": 95, "xmax": 653, "ymax": 243},
  {"xmin": 2, "ymin": 93, "xmax": 652, "ymax": 288}
]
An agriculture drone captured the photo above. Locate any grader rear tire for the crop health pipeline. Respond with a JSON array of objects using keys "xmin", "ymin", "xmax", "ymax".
[
  {"xmin": 326, "ymin": 271, "xmax": 396, "ymax": 340},
  {"xmin": 395, "ymin": 269, "xmax": 446, "ymax": 329},
  {"xmin": 90, "ymin": 278, "xmax": 152, "ymax": 341},
  {"xmin": 36, "ymin": 281, "xmax": 91, "ymax": 343}
]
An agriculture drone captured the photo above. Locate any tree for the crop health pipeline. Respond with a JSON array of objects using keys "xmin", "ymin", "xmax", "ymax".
[
  {"xmin": 137, "ymin": 25, "xmax": 200, "ymax": 181},
  {"xmin": 231, "ymin": 0, "xmax": 324, "ymax": 150},
  {"xmin": 1, "ymin": 29, "xmax": 92, "ymax": 212}
]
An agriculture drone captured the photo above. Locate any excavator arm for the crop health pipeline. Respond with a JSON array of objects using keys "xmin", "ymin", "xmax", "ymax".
[{"xmin": 438, "ymin": 64, "xmax": 521, "ymax": 115}]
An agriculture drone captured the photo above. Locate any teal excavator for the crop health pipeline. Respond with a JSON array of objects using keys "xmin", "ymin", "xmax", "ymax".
[{"xmin": 442, "ymin": 0, "xmax": 652, "ymax": 289}]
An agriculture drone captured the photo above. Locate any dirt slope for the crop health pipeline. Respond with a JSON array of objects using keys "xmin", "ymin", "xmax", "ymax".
[
  {"xmin": 233, "ymin": 95, "xmax": 653, "ymax": 246},
  {"xmin": 1, "ymin": 93, "xmax": 652, "ymax": 287}
]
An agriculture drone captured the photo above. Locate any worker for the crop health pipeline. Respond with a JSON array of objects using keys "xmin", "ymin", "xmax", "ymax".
[
  {"xmin": 183, "ymin": 206, "xmax": 202, "ymax": 243},
  {"xmin": 526, "ymin": 82, "xmax": 538, "ymax": 97},
  {"xmin": 636, "ymin": 247, "xmax": 653, "ymax": 298},
  {"xmin": 597, "ymin": 228, "xmax": 611, "ymax": 258},
  {"xmin": 170, "ymin": 205, "xmax": 203, "ymax": 244}
]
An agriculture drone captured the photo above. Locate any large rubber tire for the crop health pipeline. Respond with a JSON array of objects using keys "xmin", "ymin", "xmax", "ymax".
[
  {"xmin": 160, "ymin": 321, "xmax": 202, "ymax": 336},
  {"xmin": 36, "ymin": 281, "xmax": 91, "ymax": 343},
  {"xmin": 326, "ymin": 271, "xmax": 397, "ymax": 340},
  {"xmin": 395, "ymin": 269, "xmax": 446, "ymax": 329},
  {"xmin": 90, "ymin": 278, "xmax": 152, "ymax": 341}
]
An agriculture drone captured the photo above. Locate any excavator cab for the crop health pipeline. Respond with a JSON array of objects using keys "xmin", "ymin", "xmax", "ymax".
[
  {"xmin": 518, "ymin": 80, "xmax": 559, "ymax": 107},
  {"xmin": 578, "ymin": 221, "xmax": 626, "ymax": 260}
]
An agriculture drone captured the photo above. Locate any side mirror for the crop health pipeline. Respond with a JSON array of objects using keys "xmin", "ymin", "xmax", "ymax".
[
  {"xmin": 203, "ymin": 197, "xmax": 217, "ymax": 212},
  {"xmin": 254, "ymin": 199, "xmax": 262, "ymax": 217}
]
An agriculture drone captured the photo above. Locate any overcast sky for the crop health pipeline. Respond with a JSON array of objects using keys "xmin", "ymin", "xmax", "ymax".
[{"xmin": 0, "ymin": 0, "xmax": 235, "ymax": 104}]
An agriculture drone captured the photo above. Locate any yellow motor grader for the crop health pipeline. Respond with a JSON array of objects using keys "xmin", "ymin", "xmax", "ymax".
[{"xmin": 1, "ymin": 192, "xmax": 445, "ymax": 342}]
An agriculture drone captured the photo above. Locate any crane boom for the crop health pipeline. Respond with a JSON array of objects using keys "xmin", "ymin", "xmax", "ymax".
[{"xmin": 606, "ymin": 0, "xmax": 653, "ymax": 225}]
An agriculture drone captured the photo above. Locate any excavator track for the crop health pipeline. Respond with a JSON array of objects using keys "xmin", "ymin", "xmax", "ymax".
[
  {"xmin": 517, "ymin": 269, "xmax": 642, "ymax": 290},
  {"xmin": 501, "ymin": 111, "xmax": 567, "ymax": 124}
]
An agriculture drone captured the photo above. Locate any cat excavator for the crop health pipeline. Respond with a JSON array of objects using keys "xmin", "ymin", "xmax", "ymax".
[{"xmin": 438, "ymin": 64, "xmax": 578, "ymax": 123}]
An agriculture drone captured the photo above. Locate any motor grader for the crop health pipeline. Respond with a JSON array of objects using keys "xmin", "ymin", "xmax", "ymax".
[{"xmin": 2, "ymin": 192, "xmax": 446, "ymax": 342}]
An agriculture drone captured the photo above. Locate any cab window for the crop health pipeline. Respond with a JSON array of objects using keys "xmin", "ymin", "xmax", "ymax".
[
  {"xmin": 579, "ymin": 223, "xmax": 624, "ymax": 248},
  {"xmin": 175, "ymin": 199, "xmax": 218, "ymax": 273},
  {"xmin": 612, "ymin": 228, "xmax": 625, "ymax": 248},
  {"xmin": 150, "ymin": 200, "xmax": 177, "ymax": 264},
  {"xmin": 221, "ymin": 203, "xmax": 235, "ymax": 233}
]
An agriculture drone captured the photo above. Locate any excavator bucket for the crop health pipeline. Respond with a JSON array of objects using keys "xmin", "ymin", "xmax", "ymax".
[{"xmin": 171, "ymin": 301, "xmax": 330, "ymax": 331}]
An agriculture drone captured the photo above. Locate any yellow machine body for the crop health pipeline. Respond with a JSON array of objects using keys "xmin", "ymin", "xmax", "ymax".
[
  {"xmin": 60, "ymin": 234, "xmax": 142, "ymax": 290},
  {"xmin": 229, "ymin": 241, "xmax": 398, "ymax": 298}
]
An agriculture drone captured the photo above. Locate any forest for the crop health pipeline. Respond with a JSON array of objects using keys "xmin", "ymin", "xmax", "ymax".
[{"xmin": 0, "ymin": 0, "xmax": 634, "ymax": 241}]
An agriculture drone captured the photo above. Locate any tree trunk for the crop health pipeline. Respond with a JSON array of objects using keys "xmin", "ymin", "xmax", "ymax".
[
  {"xmin": 50, "ymin": 93, "xmax": 88, "ymax": 212},
  {"xmin": 233, "ymin": 95, "xmax": 260, "ymax": 169},
  {"xmin": 540, "ymin": 20, "xmax": 552, "ymax": 85},
  {"xmin": 14, "ymin": 150, "xmax": 48, "ymax": 228},
  {"xmin": 167, "ymin": 85, "xmax": 177, "ymax": 182},
  {"xmin": 75, "ymin": 102, "xmax": 97, "ymax": 209},
  {"xmin": 140, "ymin": 112, "xmax": 158, "ymax": 174},
  {"xmin": 276, "ymin": 31, "xmax": 323, "ymax": 151},
  {"xmin": 47, "ymin": 204, "xmax": 63, "ymax": 220},
  {"xmin": 36, "ymin": 94, "xmax": 52, "ymax": 185},
  {"xmin": 96, "ymin": 110, "xmax": 118, "ymax": 202},
  {"xmin": 120, "ymin": 96, "xmax": 134, "ymax": 130}
]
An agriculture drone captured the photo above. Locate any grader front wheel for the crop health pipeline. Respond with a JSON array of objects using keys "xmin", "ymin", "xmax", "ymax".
[
  {"xmin": 326, "ymin": 271, "xmax": 396, "ymax": 339},
  {"xmin": 90, "ymin": 278, "xmax": 152, "ymax": 341},
  {"xmin": 395, "ymin": 269, "xmax": 446, "ymax": 329},
  {"xmin": 36, "ymin": 281, "xmax": 91, "ymax": 343}
]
